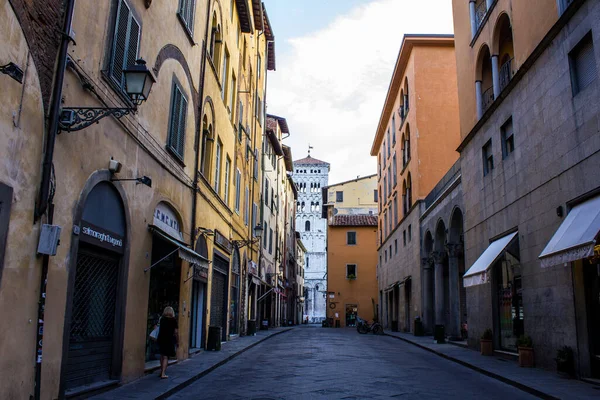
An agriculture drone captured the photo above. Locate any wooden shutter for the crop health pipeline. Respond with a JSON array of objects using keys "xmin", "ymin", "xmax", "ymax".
[
  {"xmin": 110, "ymin": 0, "xmax": 140, "ymax": 89},
  {"xmin": 573, "ymin": 34, "xmax": 597, "ymax": 94},
  {"xmin": 168, "ymin": 82, "xmax": 187, "ymax": 159}
]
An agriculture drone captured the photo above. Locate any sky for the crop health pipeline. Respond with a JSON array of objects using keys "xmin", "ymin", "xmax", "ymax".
[{"xmin": 265, "ymin": 0, "xmax": 455, "ymax": 184}]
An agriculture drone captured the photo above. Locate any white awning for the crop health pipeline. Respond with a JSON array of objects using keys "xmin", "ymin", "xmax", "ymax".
[
  {"xmin": 463, "ymin": 232, "xmax": 518, "ymax": 288},
  {"xmin": 148, "ymin": 225, "xmax": 209, "ymax": 268},
  {"xmin": 539, "ymin": 195, "xmax": 600, "ymax": 268}
]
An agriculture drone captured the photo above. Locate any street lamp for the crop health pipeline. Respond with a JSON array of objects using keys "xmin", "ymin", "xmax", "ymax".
[{"xmin": 58, "ymin": 59, "xmax": 156, "ymax": 132}]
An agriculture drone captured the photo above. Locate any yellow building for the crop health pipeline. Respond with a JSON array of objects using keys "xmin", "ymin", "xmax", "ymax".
[
  {"xmin": 0, "ymin": 0, "xmax": 275, "ymax": 397},
  {"xmin": 324, "ymin": 176, "xmax": 379, "ymax": 328}
]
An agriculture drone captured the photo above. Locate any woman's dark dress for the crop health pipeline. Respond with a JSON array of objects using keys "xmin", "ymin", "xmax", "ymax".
[{"xmin": 157, "ymin": 316, "xmax": 178, "ymax": 357}]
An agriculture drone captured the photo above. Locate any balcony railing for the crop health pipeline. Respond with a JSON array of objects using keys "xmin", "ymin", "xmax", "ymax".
[
  {"xmin": 499, "ymin": 58, "xmax": 514, "ymax": 93},
  {"xmin": 482, "ymin": 86, "xmax": 494, "ymax": 114},
  {"xmin": 474, "ymin": 1, "xmax": 488, "ymax": 32}
]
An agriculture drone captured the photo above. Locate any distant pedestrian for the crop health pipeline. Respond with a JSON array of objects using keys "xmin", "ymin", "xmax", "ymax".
[{"xmin": 158, "ymin": 306, "xmax": 178, "ymax": 379}]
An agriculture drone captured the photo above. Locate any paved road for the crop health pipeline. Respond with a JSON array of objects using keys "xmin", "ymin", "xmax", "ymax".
[{"xmin": 168, "ymin": 326, "xmax": 537, "ymax": 399}]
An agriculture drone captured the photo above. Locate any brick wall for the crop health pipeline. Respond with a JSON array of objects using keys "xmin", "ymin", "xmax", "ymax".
[{"xmin": 8, "ymin": 0, "xmax": 65, "ymax": 111}]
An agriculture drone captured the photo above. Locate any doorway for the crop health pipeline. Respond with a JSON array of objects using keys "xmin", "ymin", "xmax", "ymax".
[
  {"xmin": 404, "ymin": 279, "xmax": 412, "ymax": 332},
  {"xmin": 584, "ymin": 258, "xmax": 600, "ymax": 377},
  {"xmin": 211, "ymin": 254, "xmax": 229, "ymax": 341},
  {"xmin": 189, "ymin": 279, "xmax": 206, "ymax": 350},
  {"xmin": 346, "ymin": 304, "xmax": 358, "ymax": 327}
]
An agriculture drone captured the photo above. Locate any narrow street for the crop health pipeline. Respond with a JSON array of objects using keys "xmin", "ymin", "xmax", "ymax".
[{"xmin": 168, "ymin": 326, "xmax": 536, "ymax": 399}]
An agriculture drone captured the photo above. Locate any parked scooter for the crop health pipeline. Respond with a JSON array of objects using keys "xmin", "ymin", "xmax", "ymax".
[{"xmin": 356, "ymin": 316, "xmax": 383, "ymax": 335}]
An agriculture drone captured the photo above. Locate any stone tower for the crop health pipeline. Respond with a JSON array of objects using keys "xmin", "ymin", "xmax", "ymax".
[{"xmin": 293, "ymin": 153, "xmax": 330, "ymax": 323}]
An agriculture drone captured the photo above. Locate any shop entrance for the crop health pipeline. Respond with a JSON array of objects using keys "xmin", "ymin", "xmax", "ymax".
[
  {"xmin": 584, "ymin": 258, "xmax": 600, "ymax": 377},
  {"xmin": 404, "ymin": 279, "xmax": 412, "ymax": 332},
  {"xmin": 211, "ymin": 254, "xmax": 229, "ymax": 341},
  {"xmin": 65, "ymin": 182, "xmax": 126, "ymax": 390},
  {"xmin": 189, "ymin": 235, "xmax": 209, "ymax": 350},
  {"xmin": 492, "ymin": 237, "xmax": 523, "ymax": 352},
  {"xmin": 229, "ymin": 248, "xmax": 240, "ymax": 335},
  {"xmin": 346, "ymin": 304, "xmax": 358, "ymax": 327}
]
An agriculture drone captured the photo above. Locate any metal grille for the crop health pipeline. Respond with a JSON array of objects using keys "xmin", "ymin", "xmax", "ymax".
[
  {"xmin": 70, "ymin": 250, "xmax": 119, "ymax": 341},
  {"xmin": 210, "ymin": 271, "xmax": 226, "ymax": 328}
]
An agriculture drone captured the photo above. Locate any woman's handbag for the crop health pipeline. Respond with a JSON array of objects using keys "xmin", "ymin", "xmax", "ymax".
[{"xmin": 149, "ymin": 319, "xmax": 160, "ymax": 341}]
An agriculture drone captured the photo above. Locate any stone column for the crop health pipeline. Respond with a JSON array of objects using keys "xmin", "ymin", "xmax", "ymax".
[
  {"xmin": 475, "ymin": 81, "xmax": 483, "ymax": 119},
  {"xmin": 446, "ymin": 243, "xmax": 464, "ymax": 338},
  {"xmin": 492, "ymin": 54, "xmax": 500, "ymax": 98},
  {"xmin": 422, "ymin": 257, "xmax": 434, "ymax": 332},
  {"xmin": 469, "ymin": 1, "xmax": 477, "ymax": 38},
  {"xmin": 432, "ymin": 251, "xmax": 446, "ymax": 326}
]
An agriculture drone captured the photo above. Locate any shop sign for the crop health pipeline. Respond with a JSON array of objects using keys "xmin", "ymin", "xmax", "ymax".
[
  {"xmin": 80, "ymin": 220, "xmax": 125, "ymax": 254},
  {"xmin": 248, "ymin": 261, "xmax": 258, "ymax": 276},
  {"xmin": 154, "ymin": 203, "xmax": 183, "ymax": 241},
  {"xmin": 193, "ymin": 264, "xmax": 208, "ymax": 282},
  {"xmin": 214, "ymin": 229, "xmax": 232, "ymax": 253}
]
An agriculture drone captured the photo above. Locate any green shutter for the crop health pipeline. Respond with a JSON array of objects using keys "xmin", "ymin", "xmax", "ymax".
[
  {"xmin": 168, "ymin": 82, "xmax": 187, "ymax": 160},
  {"xmin": 177, "ymin": 92, "xmax": 188, "ymax": 157},
  {"xmin": 110, "ymin": 1, "xmax": 130, "ymax": 86}
]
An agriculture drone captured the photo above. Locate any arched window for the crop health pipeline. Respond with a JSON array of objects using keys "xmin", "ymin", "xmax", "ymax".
[
  {"xmin": 201, "ymin": 112, "xmax": 214, "ymax": 180},
  {"xmin": 305, "ymin": 221, "xmax": 311, "ymax": 231},
  {"xmin": 494, "ymin": 14, "xmax": 515, "ymax": 93},
  {"xmin": 402, "ymin": 179, "xmax": 408, "ymax": 215},
  {"xmin": 401, "ymin": 133, "xmax": 406, "ymax": 166},
  {"xmin": 404, "ymin": 77, "xmax": 409, "ymax": 111},
  {"xmin": 405, "ymin": 124, "xmax": 411, "ymax": 163},
  {"xmin": 316, "ymin": 202, "xmax": 320, "ymax": 213},
  {"xmin": 406, "ymin": 173, "xmax": 412, "ymax": 212},
  {"xmin": 302, "ymin": 201, "xmax": 305, "ymax": 212},
  {"xmin": 476, "ymin": 44, "xmax": 493, "ymax": 118},
  {"xmin": 310, "ymin": 202, "xmax": 314, "ymax": 211},
  {"xmin": 209, "ymin": 12, "xmax": 222, "ymax": 63},
  {"xmin": 399, "ymin": 89, "xmax": 405, "ymax": 120}
]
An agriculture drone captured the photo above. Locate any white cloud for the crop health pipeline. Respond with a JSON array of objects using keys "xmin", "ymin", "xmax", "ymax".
[{"xmin": 267, "ymin": 0, "xmax": 454, "ymax": 184}]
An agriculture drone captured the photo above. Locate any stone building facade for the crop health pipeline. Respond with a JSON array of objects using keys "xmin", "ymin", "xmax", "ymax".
[
  {"xmin": 452, "ymin": 0, "xmax": 600, "ymax": 375},
  {"xmin": 293, "ymin": 155, "xmax": 330, "ymax": 323}
]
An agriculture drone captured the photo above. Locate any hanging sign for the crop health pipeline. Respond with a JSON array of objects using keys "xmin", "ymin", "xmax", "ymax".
[
  {"xmin": 214, "ymin": 229, "xmax": 232, "ymax": 253},
  {"xmin": 248, "ymin": 261, "xmax": 258, "ymax": 276},
  {"xmin": 80, "ymin": 220, "xmax": 125, "ymax": 254},
  {"xmin": 192, "ymin": 264, "xmax": 209, "ymax": 282},
  {"xmin": 154, "ymin": 203, "xmax": 183, "ymax": 241}
]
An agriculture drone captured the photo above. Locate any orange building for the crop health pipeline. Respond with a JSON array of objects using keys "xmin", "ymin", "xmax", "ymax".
[
  {"xmin": 370, "ymin": 35, "xmax": 461, "ymax": 333},
  {"xmin": 326, "ymin": 215, "xmax": 379, "ymax": 328}
]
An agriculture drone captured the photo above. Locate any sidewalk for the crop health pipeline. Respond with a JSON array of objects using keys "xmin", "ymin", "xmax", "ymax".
[
  {"xmin": 385, "ymin": 331, "xmax": 600, "ymax": 399},
  {"xmin": 90, "ymin": 327, "xmax": 293, "ymax": 400}
]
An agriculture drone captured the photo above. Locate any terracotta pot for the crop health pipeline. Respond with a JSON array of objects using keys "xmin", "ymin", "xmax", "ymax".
[
  {"xmin": 518, "ymin": 346, "xmax": 535, "ymax": 367},
  {"xmin": 480, "ymin": 339, "xmax": 493, "ymax": 356}
]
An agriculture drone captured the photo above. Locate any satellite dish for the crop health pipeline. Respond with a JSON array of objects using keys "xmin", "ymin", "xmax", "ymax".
[{"xmin": 333, "ymin": 208, "xmax": 339, "ymax": 215}]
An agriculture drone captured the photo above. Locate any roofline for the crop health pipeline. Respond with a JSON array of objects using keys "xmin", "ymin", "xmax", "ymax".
[
  {"xmin": 369, "ymin": 34, "xmax": 454, "ymax": 156},
  {"xmin": 324, "ymin": 174, "xmax": 377, "ymax": 189},
  {"xmin": 266, "ymin": 113, "xmax": 289, "ymax": 133}
]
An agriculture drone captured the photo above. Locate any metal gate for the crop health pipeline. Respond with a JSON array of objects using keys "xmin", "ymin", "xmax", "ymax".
[
  {"xmin": 210, "ymin": 256, "xmax": 229, "ymax": 341},
  {"xmin": 66, "ymin": 247, "xmax": 120, "ymax": 389}
]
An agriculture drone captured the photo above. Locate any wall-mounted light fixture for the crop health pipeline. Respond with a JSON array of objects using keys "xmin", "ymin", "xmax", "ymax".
[
  {"xmin": 58, "ymin": 59, "xmax": 155, "ymax": 132},
  {"xmin": 111, "ymin": 176, "xmax": 152, "ymax": 188},
  {"xmin": 0, "ymin": 62, "xmax": 24, "ymax": 83},
  {"xmin": 232, "ymin": 223, "xmax": 264, "ymax": 249}
]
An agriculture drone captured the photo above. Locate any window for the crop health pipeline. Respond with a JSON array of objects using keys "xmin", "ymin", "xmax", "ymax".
[
  {"xmin": 178, "ymin": 0, "xmax": 196, "ymax": 34},
  {"xmin": 234, "ymin": 168, "xmax": 241, "ymax": 212},
  {"xmin": 570, "ymin": 32, "xmax": 597, "ymax": 96},
  {"xmin": 403, "ymin": 230, "xmax": 407, "ymax": 246},
  {"xmin": 389, "ymin": 245, "xmax": 392, "ymax": 258},
  {"xmin": 336, "ymin": 191, "xmax": 344, "ymax": 202},
  {"xmin": 224, "ymin": 157, "xmax": 231, "ymax": 205},
  {"xmin": 384, "ymin": 212, "xmax": 388, "ymax": 238},
  {"xmin": 347, "ymin": 231, "xmax": 357, "ymax": 245},
  {"xmin": 264, "ymin": 178, "xmax": 269, "ymax": 206},
  {"xmin": 392, "ymin": 115, "xmax": 396, "ymax": 144},
  {"xmin": 269, "ymin": 228, "xmax": 273, "ymax": 254},
  {"xmin": 393, "ymin": 196, "xmax": 398, "ymax": 226},
  {"xmin": 221, "ymin": 48, "xmax": 230, "ymax": 100},
  {"xmin": 209, "ymin": 13, "xmax": 221, "ymax": 62},
  {"xmin": 271, "ymin": 188, "xmax": 274, "ymax": 210},
  {"xmin": 214, "ymin": 139, "xmax": 222, "ymax": 193},
  {"xmin": 253, "ymin": 149, "xmax": 258, "ymax": 180},
  {"xmin": 383, "ymin": 176, "xmax": 387, "ymax": 200},
  {"xmin": 374, "ymin": 189, "xmax": 378, "ymax": 203},
  {"xmin": 305, "ymin": 221, "xmax": 310, "ymax": 232},
  {"xmin": 482, "ymin": 139, "xmax": 494, "ymax": 176},
  {"xmin": 230, "ymin": 73, "xmax": 236, "ymax": 120},
  {"xmin": 346, "ymin": 264, "xmax": 357, "ymax": 278},
  {"xmin": 408, "ymin": 224, "xmax": 412, "ymax": 242},
  {"xmin": 109, "ymin": 0, "xmax": 140, "ymax": 92},
  {"xmin": 393, "ymin": 153, "xmax": 397, "ymax": 186},
  {"xmin": 244, "ymin": 187, "xmax": 249, "ymax": 225},
  {"xmin": 306, "ymin": 257, "xmax": 309, "ymax": 268},
  {"xmin": 251, "ymin": 203, "xmax": 257, "ymax": 235},
  {"xmin": 387, "ymin": 130, "xmax": 391, "ymax": 158},
  {"xmin": 394, "ymin": 239, "xmax": 398, "ymax": 254},
  {"xmin": 385, "ymin": 249, "xmax": 387, "ymax": 262},
  {"xmin": 501, "ymin": 117, "xmax": 514, "ymax": 159},
  {"xmin": 167, "ymin": 80, "xmax": 188, "ymax": 160},
  {"xmin": 263, "ymin": 221, "xmax": 268, "ymax": 248}
]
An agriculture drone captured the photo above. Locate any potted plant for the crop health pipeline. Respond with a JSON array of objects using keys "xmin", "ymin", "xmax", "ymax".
[
  {"xmin": 517, "ymin": 335, "xmax": 534, "ymax": 367},
  {"xmin": 555, "ymin": 346, "xmax": 575, "ymax": 377},
  {"xmin": 480, "ymin": 329, "xmax": 493, "ymax": 356},
  {"xmin": 347, "ymin": 274, "xmax": 356, "ymax": 280}
]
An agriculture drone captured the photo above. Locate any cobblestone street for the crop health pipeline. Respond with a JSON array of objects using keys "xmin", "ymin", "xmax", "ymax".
[{"xmin": 167, "ymin": 326, "xmax": 536, "ymax": 399}]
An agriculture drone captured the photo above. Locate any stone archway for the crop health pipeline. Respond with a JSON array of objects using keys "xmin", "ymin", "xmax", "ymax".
[{"xmin": 447, "ymin": 208, "xmax": 465, "ymax": 339}]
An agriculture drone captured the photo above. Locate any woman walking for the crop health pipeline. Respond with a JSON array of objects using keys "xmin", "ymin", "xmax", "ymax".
[{"xmin": 158, "ymin": 306, "xmax": 178, "ymax": 379}]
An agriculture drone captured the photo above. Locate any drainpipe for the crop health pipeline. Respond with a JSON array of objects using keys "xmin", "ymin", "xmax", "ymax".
[
  {"xmin": 191, "ymin": 0, "xmax": 213, "ymax": 250},
  {"xmin": 35, "ymin": 0, "xmax": 76, "ymax": 221},
  {"xmin": 35, "ymin": 1, "xmax": 76, "ymax": 398}
]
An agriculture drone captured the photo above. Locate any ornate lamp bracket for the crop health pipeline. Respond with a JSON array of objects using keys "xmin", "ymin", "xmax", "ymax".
[{"xmin": 58, "ymin": 107, "xmax": 135, "ymax": 132}]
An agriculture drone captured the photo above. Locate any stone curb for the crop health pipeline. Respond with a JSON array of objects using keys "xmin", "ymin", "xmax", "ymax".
[
  {"xmin": 155, "ymin": 328, "xmax": 294, "ymax": 400},
  {"xmin": 384, "ymin": 333, "xmax": 559, "ymax": 400}
]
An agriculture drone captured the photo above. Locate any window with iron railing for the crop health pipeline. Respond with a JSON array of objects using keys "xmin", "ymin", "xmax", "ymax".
[
  {"xmin": 499, "ymin": 58, "xmax": 514, "ymax": 93},
  {"xmin": 474, "ymin": 0, "xmax": 488, "ymax": 33},
  {"xmin": 481, "ymin": 86, "xmax": 494, "ymax": 114}
]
